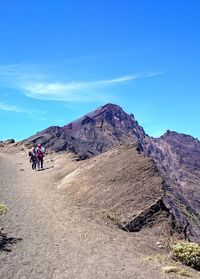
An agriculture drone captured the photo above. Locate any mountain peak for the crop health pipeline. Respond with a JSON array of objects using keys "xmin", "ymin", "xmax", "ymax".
[
  {"xmin": 24, "ymin": 103, "xmax": 145, "ymax": 157},
  {"xmin": 85, "ymin": 103, "xmax": 129, "ymax": 119},
  {"xmin": 100, "ymin": 103, "xmax": 123, "ymax": 110}
]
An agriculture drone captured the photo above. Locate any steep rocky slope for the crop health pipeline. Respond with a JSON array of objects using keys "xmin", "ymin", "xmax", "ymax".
[
  {"xmin": 22, "ymin": 103, "xmax": 200, "ymax": 242},
  {"xmin": 58, "ymin": 144, "xmax": 171, "ymax": 235},
  {"xmin": 23, "ymin": 103, "xmax": 145, "ymax": 158},
  {"xmin": 143, "ymin": 131, "xmax": 200, "ymax": 242}
]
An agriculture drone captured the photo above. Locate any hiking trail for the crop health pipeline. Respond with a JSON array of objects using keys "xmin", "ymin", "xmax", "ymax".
[{"xmin": 0, "ymin": 152, "xmax": 197, "ymax": 279}]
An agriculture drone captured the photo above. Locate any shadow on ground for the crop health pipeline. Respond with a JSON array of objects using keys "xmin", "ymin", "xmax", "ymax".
[
  {"xmin": 0, "ymin": 229, "xmax": 22, "ymax": 252},
  {"xmin": 37, "ymin": 166, "xmax": 54, "ymax": 171}
]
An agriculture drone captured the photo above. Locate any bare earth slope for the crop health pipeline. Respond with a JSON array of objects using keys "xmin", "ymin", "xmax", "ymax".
[
  {"xmin": 1, "ymin": 151, "xmax": 194, "ymax": 279},
  {"xmin": 59, "ymin": 144, "xmax": 170, "ymax": 233}
]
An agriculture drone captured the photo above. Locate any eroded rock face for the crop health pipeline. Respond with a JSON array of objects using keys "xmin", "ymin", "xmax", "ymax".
[
  {"xmin": 22, "ymin": 103, "xmax": 200, "ymax": 242},
  {"xmin": 23, "ymin": 103, "xmax": 146, "ymax": 157},
  {"xmin": 142, "ymin": 131, "xmax": 200, "ymax": 242},
  {"xmin": 59, "ymin": 144, "xmax": 170, "ymax": 236}
]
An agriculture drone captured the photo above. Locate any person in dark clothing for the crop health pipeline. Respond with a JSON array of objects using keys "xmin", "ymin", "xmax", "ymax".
[{"xmin": 28, "ymin": 147, "xmax": 37, "ymax": 170}]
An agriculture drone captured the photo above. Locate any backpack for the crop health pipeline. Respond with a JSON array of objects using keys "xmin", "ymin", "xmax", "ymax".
[
  {"xmin": 29, "ymin": 149, "xmax": 36, "ymax": 157},
  {"xmin": 37, "ymin": 147, "xmax": 44, "ymax": 158}
]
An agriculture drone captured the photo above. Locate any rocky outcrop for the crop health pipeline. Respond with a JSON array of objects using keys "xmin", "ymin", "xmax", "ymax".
[
  {"xmin": 119, "ymin": 199, "xmax": 170, "ymax": 233},
  {"xmin": 23, "ymin": 103, "xmax": 145, "ymax": 158},
  {"xmin": 0, "ymin": 139, "xmax": 15, "ymax": 148},
  {"xmin": 59, "ymin": 144, "xmax": 171, "ymax": 236},
  {"xmin": 0, "ymin": 139, "xmax": 15, "ymax": 145},
  {"xmin": 22, "ymin": 103, "xmax": 200, "ymax": 242},
  {"xmin": 141, "ymin": 131, "xmax": 200, "ymax": 242}
]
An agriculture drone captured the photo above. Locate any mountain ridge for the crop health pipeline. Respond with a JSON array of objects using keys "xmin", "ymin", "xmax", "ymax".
[
  {"xmin": 23, "ymin": 103, "xmax": 146, "ymax": 158},
  {"xmin": 20, "ymin": 103, "xmax": 200, "ymax": 242}
]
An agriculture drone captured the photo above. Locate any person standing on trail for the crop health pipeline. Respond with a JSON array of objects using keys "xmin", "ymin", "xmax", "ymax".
[
  {"xmin": 36, "ymin": 143, "xmax": 45, "ymax": 170},
  {"xmin": 28, "ymin": 146, "xmax": 37, "ymax": 170}
]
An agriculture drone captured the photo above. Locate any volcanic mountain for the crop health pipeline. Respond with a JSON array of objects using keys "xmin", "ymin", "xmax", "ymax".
[
  {"xmin": 23, "ymin": 103, "xmax": 200, "ymax": 242},
  {"xmin": 24, "ymin": 103, "xmax": 145, "ymax": 158}
]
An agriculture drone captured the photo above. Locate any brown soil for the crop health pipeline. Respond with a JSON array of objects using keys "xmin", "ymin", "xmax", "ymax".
[
  {"xmin": 58, "ymin": 145, "xmax": 169, "ymax": 233},
  {"xmin": 0, "ymin": 147, "xmax": 199, "ymax": 278}
]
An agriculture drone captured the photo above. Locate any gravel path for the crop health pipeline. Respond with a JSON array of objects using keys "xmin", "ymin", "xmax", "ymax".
[{"xmin": 0, "ymin": 152, "xmax": 197, "ymax": 279}]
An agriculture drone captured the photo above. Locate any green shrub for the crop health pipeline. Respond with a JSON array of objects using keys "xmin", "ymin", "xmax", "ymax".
[
  {"xmin": 0, "ymin": 204, "xmax": 8, "ymax": 215},
  {"xmin": 172, "ymin": 241, "xmax": 200, "ymax": 270}
]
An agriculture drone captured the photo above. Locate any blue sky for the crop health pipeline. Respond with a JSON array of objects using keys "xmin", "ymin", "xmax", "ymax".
[{"xmin": 0, "ymin": 0, "xmax": 200, "ymax": 141}]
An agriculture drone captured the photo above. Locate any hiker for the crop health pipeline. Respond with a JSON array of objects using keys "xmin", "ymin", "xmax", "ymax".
[
  {"xmin": 36, "ymin": 143, "xmax": 45, "ymax": 170},
  {"xmin": 28, "ymin": 147, "xmax": 37, "ymax": 170}
]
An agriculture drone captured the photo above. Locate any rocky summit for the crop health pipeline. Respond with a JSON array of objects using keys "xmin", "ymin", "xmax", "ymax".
[
  {"xmin": 23, "ymin": 103, "xmax": 145, "ymax": 158},
  {"xmin": 22, "ymin": 103, "xmax": 200, "ymax": 242}
]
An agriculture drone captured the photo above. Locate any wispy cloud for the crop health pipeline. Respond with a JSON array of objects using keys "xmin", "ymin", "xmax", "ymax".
[
  {"xmin": 0, "ymin": 63, "xmax": 48, "ymax": 87},
  {"xmin": 22, "ymin": 72, "xmax": 160, "ymax": 102},
  {"xmin": 0, "ymin": 102, "xmax": 22, "ymax": 113},
  {"xmin": 0, "ymin": 102, "xmax": 46, "ymax": 120},
  {"xmin": 0, "ymin": 62, "xmax": 161, "ymax": 102}
]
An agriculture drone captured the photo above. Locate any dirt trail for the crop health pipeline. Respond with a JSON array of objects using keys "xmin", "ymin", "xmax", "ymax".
[{"xmin": 0, "ymin": 152, "xmax": 197, "ymax": 279}]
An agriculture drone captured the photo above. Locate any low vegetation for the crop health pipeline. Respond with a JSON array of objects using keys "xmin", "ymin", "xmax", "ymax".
[
  {"xmin": 0, "ymin": 204, "xmax": 8, "ymax": 215},
  {"xmin": 161, "ymin": 266, "xmax": 190, "ymax": 277},
  {"xmin": 106, "ymin": 210, "xmax": 119, "ymax": 224},
  {"xmin": 144, "ymin": 253, "xmax": 191, "ymax": 277},
  {"xmin": 172, "ymin": 241, "xmax": 200, "ymax": 271},
  {"xmin": 145, "ymin": 254, "xmax": 169, "ymax": 264}
]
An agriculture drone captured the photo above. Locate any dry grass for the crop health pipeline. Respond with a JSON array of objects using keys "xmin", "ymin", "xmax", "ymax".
[
  {"xmin": 145, "ymin": 254, "xmax": 169, "ymax": 264},
  {"xmin": 106, "ymin": 211, "xmax": 119, "ymax": 224},
  {"xmin": 144, "ymin": 253, "xmax": 192, "ymax": 277},
  {"xmin": 161, "ymin": 266, "xmax": 190, "ymax": 277}
]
